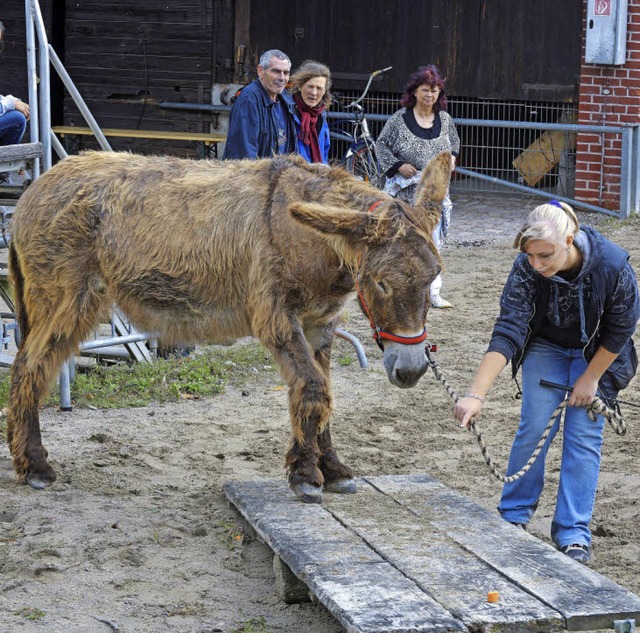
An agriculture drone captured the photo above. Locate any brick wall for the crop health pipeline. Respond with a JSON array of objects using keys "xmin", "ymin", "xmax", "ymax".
[{"xmin": 576, "ymin": 0, "xmax": 640, "ymax": 209}]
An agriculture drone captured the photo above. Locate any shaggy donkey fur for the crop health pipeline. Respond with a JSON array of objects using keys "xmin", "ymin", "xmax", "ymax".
[{"xmin": 7, "ymin": 151, "xmax": 450, "ymax": 502}]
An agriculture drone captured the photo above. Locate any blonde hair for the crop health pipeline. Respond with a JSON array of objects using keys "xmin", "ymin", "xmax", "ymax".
[
  {"xmin": 289, "ymin": 60, "xmax": 332, "ymax": 107},
  {"xmin": 513, "ymin": 201, "xmax": 579, "ymax": 252}
]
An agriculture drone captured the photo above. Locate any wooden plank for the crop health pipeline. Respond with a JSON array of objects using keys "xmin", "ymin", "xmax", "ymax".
[
  {"xmin": 52, "ymin": 126, "xmax": 225, "ymax": 143},
  {"xmin": 0, "ymin": 143, "xmax": 43, "ymax": 164},
  {"xmin": 324, "ymin": 482, "xmax": 564, "ymax": 632},
  {"xmin": 367, "ymin": 474, "xmax": 640, "ymax": 632},
  {"xmin": 512, "ymin": 129, "xmax": 576, "ymax": 187},
  {"xmin": 224, "ymin": 480, "xmax": 467, "ymax": 633}
]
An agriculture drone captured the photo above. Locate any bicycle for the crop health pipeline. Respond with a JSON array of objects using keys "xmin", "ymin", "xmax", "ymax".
[{"xmin": 329, "ymin": 66, "xmax": 392, "ymax": 187}]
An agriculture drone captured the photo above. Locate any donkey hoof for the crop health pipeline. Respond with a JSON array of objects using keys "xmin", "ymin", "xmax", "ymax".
[
  {"xmin": 25, "ymin": 469, "xmax": 56, "ymax": 490},
  {"xmin": 324, "ymin": 478, "xmax": 357, "ymax": 494},
  {"xmin": 291, "ymin": 482, "xmax": 323, "ymax": 504}
]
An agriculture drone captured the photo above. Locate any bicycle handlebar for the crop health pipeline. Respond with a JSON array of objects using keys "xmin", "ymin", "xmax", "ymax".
[
  {"xmin": 371, "ymin": 66, "xmax": 393, "ymax": 77},
  {"xmin": 346, "ymin": 66, "xmax": 393, "ymax": 110}
]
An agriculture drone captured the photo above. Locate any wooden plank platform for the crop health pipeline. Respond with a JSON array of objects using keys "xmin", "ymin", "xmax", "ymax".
[
  {"xmin": 224, "ymin": 474, "xmax": 640, "ymax": 633},
  {"xmin": 0, "ymin": 142, "xmax": 43, "ymax": 167}
]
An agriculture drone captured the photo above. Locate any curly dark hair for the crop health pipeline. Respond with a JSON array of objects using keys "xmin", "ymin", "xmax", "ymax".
[{"xmin": 400, "ymin": 65, "xmax": 448, "ymax": 113}]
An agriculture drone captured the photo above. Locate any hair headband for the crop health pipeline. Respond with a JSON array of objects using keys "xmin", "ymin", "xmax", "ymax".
[{"xmin": 548, "ymin": 199, "xmax": 563, "ymax": 209}]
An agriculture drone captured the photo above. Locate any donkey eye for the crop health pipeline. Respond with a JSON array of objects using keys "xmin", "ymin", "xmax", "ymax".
[{"xmin": 375, "ymin": 280, "xmax": 388, "ymax": 294}]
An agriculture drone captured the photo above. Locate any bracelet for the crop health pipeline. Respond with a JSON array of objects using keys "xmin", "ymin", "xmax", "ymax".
[{"xmin": 464, "ymin": 393, "xmax": 485, "ymax": 404}]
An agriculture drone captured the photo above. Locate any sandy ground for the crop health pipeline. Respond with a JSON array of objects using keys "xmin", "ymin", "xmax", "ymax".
[{"xmin": 0, "ymin": 192, "xmax": 639, "ymax": 633}]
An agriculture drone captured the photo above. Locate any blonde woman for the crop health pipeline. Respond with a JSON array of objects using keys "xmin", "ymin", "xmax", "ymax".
[{"xmin": 454, "ymin": 200, "xmax": 639, "ymax": 564}]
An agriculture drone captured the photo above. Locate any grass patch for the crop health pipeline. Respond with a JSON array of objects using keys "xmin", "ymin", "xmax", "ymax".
[
  {"xmin": 0, "ymin": 342, "xmax": 274, "ymax": 411},
  {"xmin": 217, "ymin": 518, "xmax": 247, "ymax": 551},
  {"xmin": 337, "ymin": 355, "xmax": 354, "ymax": 367},
  {"xmin": 230, "ymin": 617, "xmax": 269, "ymax": 633},
  {"xmin": 15, "ymin": 607, "xmax": 45, "ymax": 621}
]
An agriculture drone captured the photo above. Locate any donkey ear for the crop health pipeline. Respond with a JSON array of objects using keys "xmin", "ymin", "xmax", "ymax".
[
  {"xmin": 288, "ymin": 202, "xmax": 385, "ymax": 242},
  {"xmin": 413, "ymin": 151, "xmax": 451, "ymax": 211}
]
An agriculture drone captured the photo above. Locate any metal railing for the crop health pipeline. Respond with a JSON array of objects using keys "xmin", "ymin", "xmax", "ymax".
[
  {"xmin": 160, "ymin": 96, "xmax": 639, "ymax": 218},
  {"xmin": 18, "ymin": 0, "xmax": 155, "ymax": 409}
]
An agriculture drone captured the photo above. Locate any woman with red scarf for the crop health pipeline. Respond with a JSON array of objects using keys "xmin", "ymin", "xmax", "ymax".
[{"xmin": 290, "ymin": 60, "xmax": 332, "ymax": 164}]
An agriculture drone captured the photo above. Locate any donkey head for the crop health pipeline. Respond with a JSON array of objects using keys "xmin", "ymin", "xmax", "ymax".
[{"xmin": 289, "ymin": 152, "xmax": 451, "ymax": 389}]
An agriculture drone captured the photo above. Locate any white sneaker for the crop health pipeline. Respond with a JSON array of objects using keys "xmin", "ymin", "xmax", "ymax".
[{"xmin": 431, "ymin": 295, "xmax": 453, "ymax": 309}]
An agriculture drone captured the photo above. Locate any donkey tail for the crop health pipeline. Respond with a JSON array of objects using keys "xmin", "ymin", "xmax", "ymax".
[{"xmin": 8, "ymin": 242, "xmax": 29, "ymax": 348}]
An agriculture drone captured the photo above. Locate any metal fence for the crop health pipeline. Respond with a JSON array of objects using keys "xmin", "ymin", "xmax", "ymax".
[
  {"xmin": 329, "ymin": 90, "xmax": 579, "ymax": 196},
  {"xmin": 328, "ymin": 90, "xmax": 639, "ymax": 217}
]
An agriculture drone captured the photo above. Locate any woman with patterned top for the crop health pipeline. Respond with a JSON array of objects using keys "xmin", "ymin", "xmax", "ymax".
[
  {"xmin": 375, "ymin": 65, "xmax": 459, "ymax": 308},
  {"xmin": 454, "ymin": 201, "xmax": 639, "ymax": 565}
]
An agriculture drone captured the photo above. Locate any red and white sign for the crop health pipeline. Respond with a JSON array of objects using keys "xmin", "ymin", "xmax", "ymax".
[{"xmin": 594, "ymin": 0, "xmax": 611, "ymax": 16}]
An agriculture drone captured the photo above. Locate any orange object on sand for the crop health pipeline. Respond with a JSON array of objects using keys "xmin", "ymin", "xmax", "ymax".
[{"xmin": 487, "ymin": 591, "xmax": 500, "ymax": 603}]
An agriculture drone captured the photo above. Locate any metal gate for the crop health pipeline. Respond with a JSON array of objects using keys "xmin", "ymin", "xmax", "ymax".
[{"xmin": 328, "ymin": 91, "xmax": 639, "ymax": 219}]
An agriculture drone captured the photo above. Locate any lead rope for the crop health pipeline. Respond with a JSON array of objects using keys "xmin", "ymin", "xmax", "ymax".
[{"xmin": 425, "ymin": 349, "xmax": 627, "ymax": 483}]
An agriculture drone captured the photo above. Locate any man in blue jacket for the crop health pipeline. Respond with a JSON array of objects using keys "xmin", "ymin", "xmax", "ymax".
[{"xmin": 223, "ymin": 49, "xmax": 297, "ymax": 159}]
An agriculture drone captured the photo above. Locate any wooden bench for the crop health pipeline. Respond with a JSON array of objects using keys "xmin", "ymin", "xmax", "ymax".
[
  {"xmin": 225, "ymin": 473, "xmax": 640, "ymax": 632},
  {"xmin": 52, "ymin": 126, "xmax": 226, "ymax": 158}
]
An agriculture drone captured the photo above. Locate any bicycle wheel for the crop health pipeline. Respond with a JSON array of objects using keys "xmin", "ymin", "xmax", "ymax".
[{"xmin": 345, "ymin": 141, "xmax": 381, "ymax": 187}]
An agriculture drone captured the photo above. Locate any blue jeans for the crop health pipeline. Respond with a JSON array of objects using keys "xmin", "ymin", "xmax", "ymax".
[
  {"xmin": 0, "ymin": 110, "xmax": 27, "ymax": 146},
  {"xmin": 497, "ymin": 339, "xmax": 605, "ymax": 548}
]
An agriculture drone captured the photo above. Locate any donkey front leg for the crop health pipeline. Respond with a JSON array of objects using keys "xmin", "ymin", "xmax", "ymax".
[
  {"xmin": 284, "ymin": 370, "xmax": 333, "ymax": 503},
  {"xmin": 318, "ymin": 424, "xmax": 356, "ymax": 494},
  {"xmin": 269, "ymin": 329, "xmax": 333, "ymax": 503},
  {"xmin": 314, "ymin": 337, "xmax": 356, "ymax": 494}
]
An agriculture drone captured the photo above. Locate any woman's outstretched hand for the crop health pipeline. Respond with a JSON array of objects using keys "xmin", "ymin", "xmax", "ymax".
[{"xmin": 453, "ymin": 396, "xmax": 483, "ymax": 430}]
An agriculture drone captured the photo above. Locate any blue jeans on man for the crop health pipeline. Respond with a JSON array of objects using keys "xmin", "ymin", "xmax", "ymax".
[
  {"xmin": 0, "ymin": 110, "xmax": 27, "ymax": 146},
  {"xmin": 498, "ymin": 339, "xmax": 605, "ymax": 549}
]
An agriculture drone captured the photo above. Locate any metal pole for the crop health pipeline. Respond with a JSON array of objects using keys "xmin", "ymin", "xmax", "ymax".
[
  {"xmin": 335, "ymin": 328, "xmax": 369, "ymax": 369},
  {"xmin": 80, "ymin": 333, "xmax": 156, "ymax": 351},
  {"xmin": 31, "ymin": 0, "xmax": 51, "ymax": 171},
  {"xmin": 48, "ymin": 46, "xmax": 113, "ymax": 151},
  {"xmin": 632, "ymin": 125, "xmax": 639, "ymax": 215},
  {"xmin": 50, "ymin": 131, "xmax": 68, "ymax": 160},
  {"xmin": 24, "ymin": 0, "xmax": 40, "ymax": 178},
  {"xmin": 620, "ymin": 128, "xmax": 632, "ymax": 219},
  {"xmin": 58, "ymin": 360, "xmax": 72, "ymax": 411},
  {"xmin": 454, "ymin": 167, "xmax": 619, "ymax": 217}
]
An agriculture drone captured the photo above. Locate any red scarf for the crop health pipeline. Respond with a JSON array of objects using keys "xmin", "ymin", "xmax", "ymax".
[{"xmin": 294, "ymin": 93, "xmax": 325, "ymax": 163}]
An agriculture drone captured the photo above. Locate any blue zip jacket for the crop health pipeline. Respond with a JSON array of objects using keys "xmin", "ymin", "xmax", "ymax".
[
  {"xmin": 488, "ymin": 226, "xmax": 639, "ymax": 398},
  {"xmin": 291, "ymin": 108, "xmax": 331, "ymax": 164},
  {"xmin": 222, "ymin": 80, "xmax": 297, "ymax": 159}
]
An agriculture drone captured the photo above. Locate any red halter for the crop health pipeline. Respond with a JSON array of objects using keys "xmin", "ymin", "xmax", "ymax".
[{"xmin": 355, "ymin": 200, "xmax": 429, "ymax": 351}]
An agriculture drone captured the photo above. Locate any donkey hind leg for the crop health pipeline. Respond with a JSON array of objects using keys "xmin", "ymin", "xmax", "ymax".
[
  {"xmin": 7, "ymin": 290, "xmax": 104, "ymax": 489},
  {"xmin": 314, "ymin": 341, "xmax": 356, "ymax": 494}
]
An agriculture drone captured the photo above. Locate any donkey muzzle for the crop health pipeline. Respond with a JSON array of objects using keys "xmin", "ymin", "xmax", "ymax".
[{"xmin": 383, "ymin": 341, "xmax": 429, "ymax": 388}]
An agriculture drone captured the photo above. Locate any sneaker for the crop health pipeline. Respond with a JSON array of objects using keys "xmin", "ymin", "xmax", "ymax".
[
  {"xmin": 509, "ymin": 522, "xmax": 527, "ymax": 531},
  {"xmin": 431, "ymin": 295, "xmax": 453, "ymax": 309},
  {"xmin": 560, "ymin": 543, "xmax": 591, "ymax": 564}
]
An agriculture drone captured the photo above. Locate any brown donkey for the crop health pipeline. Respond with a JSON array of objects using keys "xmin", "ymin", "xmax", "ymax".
[{"xmin": 7, "ymin": 151, "xmax": 450, "ymax": 502}]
